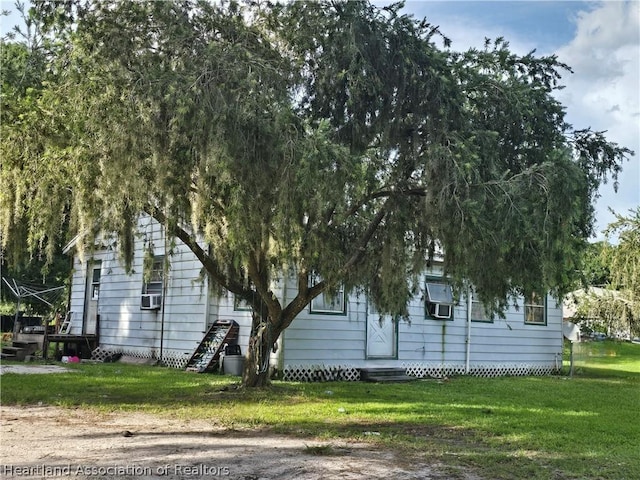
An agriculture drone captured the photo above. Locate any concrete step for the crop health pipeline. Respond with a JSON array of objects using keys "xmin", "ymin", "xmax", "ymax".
[
  {"xmin": 11, "ymin": 341, "xmax": 39, "ymax": 348},
  {"xmin": 360, "ymin": 367, "xmax": 414, "ymax": 382},
  {"xmin": 2, "ymin": 346, "xmax": 29, "ymax": 361},
  {"xmin": 361, "ymin": 374, "xmax": 417, "ymax": 383},
  {"xmin": 2, "ymin": 346, "xmax": 23, "ymax": 353},
  {"xmin": 0, "ymin": 352, "xmax": 18, "ymax": 360}
]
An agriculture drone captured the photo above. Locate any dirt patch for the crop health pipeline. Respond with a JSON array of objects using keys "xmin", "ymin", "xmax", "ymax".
[
  {"xmin": 0, "ymin": 365, "xmax": 74, "ymax": 375},
  {"xmin": 0, "ymin": 406, "xmax": 481, "ymax": 479}
]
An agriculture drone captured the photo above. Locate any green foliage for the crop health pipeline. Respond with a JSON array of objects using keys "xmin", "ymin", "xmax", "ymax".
[
  {"xmin": 577, "ymin": 241, "xmax": 610, "ymax": 287},
  {"xmin": 568, "ymin": 209, "xmax": 640, "ymax": 337},
  {"xmin": 1, "ymin": 13, "xmax": 71, "ymax": 314},
  {"xmin": 0, "ymin": 0, "xmax": 633, "ymax": 385},
  {"xmin": 603, "ymin": 208, "xmax": 640, "ymax": 306}
]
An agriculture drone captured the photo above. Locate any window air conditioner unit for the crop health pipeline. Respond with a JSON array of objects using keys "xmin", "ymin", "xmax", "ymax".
[
  {"xmin": 429, "ymin": 303, "xmax": 452, "ymax": 319},
  {"xmin": 141, "ymin": 294, "xmax": 162, "ymax": 310}
]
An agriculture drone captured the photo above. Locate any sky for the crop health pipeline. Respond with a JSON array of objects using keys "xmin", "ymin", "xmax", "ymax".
[{"xmin": 1, "ymin": 0, "xmax": 639, "ymax": 241}]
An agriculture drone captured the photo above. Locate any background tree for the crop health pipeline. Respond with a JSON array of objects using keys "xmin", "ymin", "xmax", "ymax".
[
  {"xmin": 0, "ymin": 0, "xmax": 632, "ymax": 386},
  {"xmin": 576, "ymin": 241, "xmax": 610, "ymax": 288},
  {"xmin": 566, "ymin": 208, "xmax": 639, "ymax": 338},
  {"xmin": 601, "ymin": 208, "xmax": 640, "ymax": 337}
]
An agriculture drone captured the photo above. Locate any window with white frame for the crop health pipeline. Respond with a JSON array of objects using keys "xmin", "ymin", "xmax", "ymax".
[
  {"xmin": 425, "ymin": 280, "xmax": 454, "ymax": 320},
  {"xmin": 90, "ymin": 265, "xmax": 101, "ymax": 300},
  {"xmin": 524, "ymin": 292, "xmax": 546, "ymax": 325},
  {"xmin": 309, "ymin": 274, "xmax": 346, "ymax": 314}
]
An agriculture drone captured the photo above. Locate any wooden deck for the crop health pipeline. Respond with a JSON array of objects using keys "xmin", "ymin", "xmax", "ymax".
[{"xmin": 43, "ymin": 334, "xmax": 98, "ymax": 360}]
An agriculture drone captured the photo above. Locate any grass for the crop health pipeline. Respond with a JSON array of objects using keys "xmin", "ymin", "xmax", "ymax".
[{"xmin": 2, "ymin": 340, "xmax": 639, "ymax": 480}]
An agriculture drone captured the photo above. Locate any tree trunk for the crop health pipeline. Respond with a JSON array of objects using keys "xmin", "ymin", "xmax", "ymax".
[
  {"xmin": 241, "ymin": 312, "xmax": 278, "ymax": 387},
  {"xmin": 242, "ymin": 338, "xmax": 272, "ymax": 387}
]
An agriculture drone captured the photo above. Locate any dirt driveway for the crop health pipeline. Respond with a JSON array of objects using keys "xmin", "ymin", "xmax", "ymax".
[{"xmin": 0, "ymin": 405, "xmax": 482, "ymax": 480}]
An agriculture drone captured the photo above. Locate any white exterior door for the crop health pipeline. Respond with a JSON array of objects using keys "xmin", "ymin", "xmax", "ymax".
[
  {"xmin": 83, "ymin": 261, "xmax": 101, "ymax": 335},
  {"xmin": 366, "ymin": 301, "xmax": 397, "ymax": 358}
]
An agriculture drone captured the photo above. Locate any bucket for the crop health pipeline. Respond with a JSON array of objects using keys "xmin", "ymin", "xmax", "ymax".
[{"xmin": 222, "ymin": 355, "xmax": 244, "ymax": 376}]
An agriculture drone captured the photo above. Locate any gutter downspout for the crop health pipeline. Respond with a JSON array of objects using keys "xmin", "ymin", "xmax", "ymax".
[
  {"xmin": 159, "ymin": 223, "xmax": 168, "ymax": 364},
  {"xmin": 202, "ymin": 271, "xmax": 210, "ymax": 332},
  {"xmin": 465, "ymin": 285, "xmax": 472, "ymax": 374}
]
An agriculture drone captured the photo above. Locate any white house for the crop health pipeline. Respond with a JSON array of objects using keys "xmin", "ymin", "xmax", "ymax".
[{"xmin": 64, "ymin": 216, "xmax": 564, "ymax": 380}]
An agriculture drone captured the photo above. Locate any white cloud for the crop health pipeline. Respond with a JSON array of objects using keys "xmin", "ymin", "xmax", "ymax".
[{"xmin": 555, "ymin": 1, "xmax": 640, "ymax": 237}]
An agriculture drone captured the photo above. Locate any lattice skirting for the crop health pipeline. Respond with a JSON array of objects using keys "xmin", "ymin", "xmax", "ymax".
[
  {"xmin": 403, "ymin": 362, "xmax": 556, "ymax": 379},
  {"xmin": 282, "ymin": 363, "xmax": 556, "ymax": 382},
  {"xmin": 283, "ymin": 365, "xmax": 361, "ymax": 382},
  {"xmin": 91, "ymin": 347, "xmax": 190, "ymax": 369}
]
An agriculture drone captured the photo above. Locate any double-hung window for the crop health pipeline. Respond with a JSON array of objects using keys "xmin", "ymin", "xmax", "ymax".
[
  {"xmin": 141, "ymin": 255, "xmax": 164, "ymax": 310},
  {"xmin": 309, "ymin": 274, "xmax": 346, "ymax": 314},
  {"xmin": 470, "ymin": 290, "xmax": 492, "ymax": 322},
  {"xmin": 524, "ymin": 292, "xmax": 546, "ymax": 325},
  {"xmin": 470, "ymin": 300, "xmax": 493, "ymax": 322},
  {"xmin": 142, "ymin": 256, "xmax": 164, "ymax": 295}
]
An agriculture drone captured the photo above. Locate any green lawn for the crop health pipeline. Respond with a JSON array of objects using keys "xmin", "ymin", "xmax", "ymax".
[{"xmin": 2, "ymin": 340, "xmax": 639, "ymax": 480}]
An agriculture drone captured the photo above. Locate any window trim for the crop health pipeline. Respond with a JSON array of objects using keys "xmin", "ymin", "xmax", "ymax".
[
  {"xmin": 524, "ymin": 292, "xmax": 547, "ymax": 326},
  {"xmin": 309, "ymin": 274, "xmax": 347, "ymax": 315},
  {"xmin": 142, "ymin": 255, "xmax": 164, "ymax": 295},
  {"xmin": 90, "ymin": 266, "xmax": 101, "ymax": 300},
  {"xmin": 470, "ymin": 299, "xmax": 493, "ymax": 323}
]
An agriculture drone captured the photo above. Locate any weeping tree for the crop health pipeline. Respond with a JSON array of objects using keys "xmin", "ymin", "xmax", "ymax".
[
  {"xmin": 0, "ymin": 6, "xmax": 71, "ymax": 314},
  {"xmin": 568, "ymin": 211, "xmax": 639, "ymax": 338},
  {"xmin": 598, "ymin": 208, "xmax": 640, "ymax": 337},
  {"xmin": 1, "ymin": 0, "xmax": 632, "ymax": 386}
]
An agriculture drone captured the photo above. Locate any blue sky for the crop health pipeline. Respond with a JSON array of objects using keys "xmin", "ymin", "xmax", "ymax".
[{"xmin": 2, "ymin": 0, "xmax": 639, "ymax": 240}]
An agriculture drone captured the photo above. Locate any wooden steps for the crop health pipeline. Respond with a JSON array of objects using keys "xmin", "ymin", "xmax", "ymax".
[
  {"xmin": 185, "ymin": 320, "xmax": 239, "ymax": 373},
  {"xmin": 359, "ymin": 367, "xmax": 417, "ymax": 383}
]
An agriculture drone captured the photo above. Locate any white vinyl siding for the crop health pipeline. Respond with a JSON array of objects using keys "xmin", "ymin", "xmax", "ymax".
[{"xmin": 67, "ymin": 216, "xmax": 563, "ymax": 372}]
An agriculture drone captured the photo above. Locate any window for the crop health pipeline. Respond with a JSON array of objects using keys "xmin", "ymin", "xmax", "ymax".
[
  {"xmin": 142, "ymin": 255, "xmax": 164, "ymax": 295},
  {"xmin": 309, "ymin": 274, "xmax": 346, "ymax": 314},
  {"xmin": 524, "ymin": 292, "xmax": 546, "ymax": 325},
  {"xmin": 234, "ymin": 295, "xmax": 253, "ymax": 311},
  {"xmin": 90, "ymin": 266, "xmax": 101, "ymax": 300},
  {"xmin": 470, "ymin": 299, "xmax": 492, "ymax": 322},
  {"xmin": 425, "ymin": 280, "xmax": 454, "ymax": 320}
]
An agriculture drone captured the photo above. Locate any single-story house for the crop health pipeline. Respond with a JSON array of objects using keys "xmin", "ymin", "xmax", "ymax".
[{"xmin": 63, "ymin": 216, "xmax": 564, "ymax": 380}]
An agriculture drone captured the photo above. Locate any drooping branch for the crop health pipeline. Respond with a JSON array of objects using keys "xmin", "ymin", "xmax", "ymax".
[
  {"xmin": 343, "ymin": 187, "xmax": 426, "ymax": 219},
  {"xmin": 341, "ymin": 200, "xmax": 389, "ymax": 273},
  {"xmin": 143, "ymin": 205, "xmax": 245, "ymax": 295},
  {"xmin": 283, "ymin": 201, "xmax": 388, "ymax": 325}
]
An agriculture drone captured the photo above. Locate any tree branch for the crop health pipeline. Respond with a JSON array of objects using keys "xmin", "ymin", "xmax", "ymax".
[
  {"xmin": 247, "ymin": 252, "xmax": 282, "ymax": 324},
  {"xmin": 344, "ymin": 187, "xmax": 426, "ymax": 218},
  {"xmin": 143, "ymin": 205, "xmax": 245, "ymax": 295},
  {"xmin": 281, "ymin": 271, "xmax": 326, "ymax": 329},
  {"xmin": 342, "ymin": 200, "xmax": 389, "ymax": 273}
]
